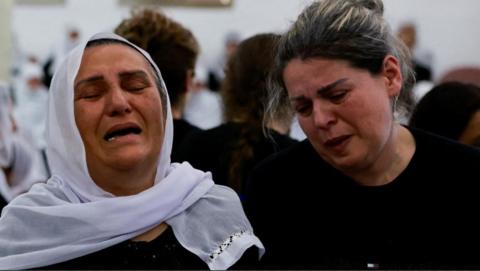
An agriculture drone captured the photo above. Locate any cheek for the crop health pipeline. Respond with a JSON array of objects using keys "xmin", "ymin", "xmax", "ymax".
[
  {"xmin": 74, "ymin": 102, "xmax": 101, "ymax": 144},
  {"xmin": 347, "ymin": 89, "xmax": 392, "ymax": 125},
  {"xmin": 141, "ymin": 94, "xmax": 165, "ymax": 135}
]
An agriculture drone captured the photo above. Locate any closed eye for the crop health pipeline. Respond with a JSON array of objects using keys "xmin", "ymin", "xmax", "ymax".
[
  {"xmin": 82, "ymin": 94, "xmax": 101, "ymax": 99},
  {"xmin": 122, "ymin": 80, "xmax": 150, "ymax": 93},
  {"xmin": 293, "ymin": 100, "xmax": 312, "ymax": 117},
  {"xmin": 74, "ymin": 88, "xmax": 104, "ymax": 101},
  {"xmin": 325, "ymin": 90, "xmax": 348, "ymax": 103},
  {"xmin": 120, "ymin": 71, "xmax": 152, "ymax": 92}
]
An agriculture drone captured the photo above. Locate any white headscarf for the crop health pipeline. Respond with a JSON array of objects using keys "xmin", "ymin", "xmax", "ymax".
[{"xmin": 0, "ymin": 33, "xmax": 263, "ymax": 270}]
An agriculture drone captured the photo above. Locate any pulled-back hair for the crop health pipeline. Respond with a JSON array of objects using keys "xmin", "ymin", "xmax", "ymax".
[
  {"xmin": 266, "ymin": 0, "xmax": 415, "ymax": 127},
  {"xmin": 115, "ymin": 8, "xmax": 199, "ymax": 108},
  {"xmin": 221, "ymin": 33, "xmax": 292, "ymax": 192}
]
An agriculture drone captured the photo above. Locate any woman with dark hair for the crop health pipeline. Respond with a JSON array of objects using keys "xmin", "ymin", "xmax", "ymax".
[
  {"xmin": 245, "ymin": 0, "xmax": 480, "ymax": 269},
  {"xmin": 410, "ymin": 81, "xmax": 480, "ymax": 147},
  {"xmin": 177, "ymin": 33, "xmax": 297, "ymax": 198}
]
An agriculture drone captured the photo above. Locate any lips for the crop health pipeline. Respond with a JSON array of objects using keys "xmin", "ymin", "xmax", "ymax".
[
  {"xmin": 324, "ymin": 135, "xmax": 351, "ymax": 148},
  {"xmin": 104, "ymin": 123, "xmax": 142, "ymax": 142}
]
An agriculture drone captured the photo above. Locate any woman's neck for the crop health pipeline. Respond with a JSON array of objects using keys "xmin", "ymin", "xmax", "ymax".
[
  {"xmin": 349, "ymin": 124, "xmax": 416, "ymax": 186},
  {"xmin": 89, "ymin": 162, "xmax": 157, "ymax": 196}
]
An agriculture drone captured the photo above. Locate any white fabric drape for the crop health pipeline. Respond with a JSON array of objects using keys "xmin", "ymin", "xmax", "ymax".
[{"xmin": 0, "ymin": 33, "xmax": 263, "ymax": 270}]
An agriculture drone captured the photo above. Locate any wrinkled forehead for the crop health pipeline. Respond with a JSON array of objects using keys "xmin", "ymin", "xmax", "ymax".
[
  {"xmin": 76, "ymin": 41, "xmax": 158, "ymax": 83},
  {"xmin": 72, "ymin": 37, "xmax": 168, "ymax": 121}
]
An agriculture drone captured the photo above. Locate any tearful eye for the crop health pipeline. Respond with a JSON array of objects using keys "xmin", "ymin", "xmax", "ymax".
[
  {"xmin": 294, "ymin": 101, "xmax": 313, "ymax": 116},
  {"xmin": 76, "ymin": 90, "xmax": 102, "ymax": 100},
  {"xmin": 126, "ymin": 84, "xmax": 147, "ymax": 92},
  {"xmin": 327, "ymin": 91, "xmax": 348, "ymax": 103},
  {"xmin": 121, "ymin": 76, "xmax": 151, "ymax": 92},
  {"xmin": 331, "ymin": 93, "xmax": 345, "ymax": 99},
  {"xmin": 82, "ymin": 94, "xmax": 101, "ymax": 99},
  {"xmin": 296, "ymin": 106, "xmax": 310, "ymax": 115}
]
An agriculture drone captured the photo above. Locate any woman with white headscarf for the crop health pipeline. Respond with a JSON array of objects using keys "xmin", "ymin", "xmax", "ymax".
[{"xmin": 0, "ymin": 33, "xmax": 263, "ymax": 270}]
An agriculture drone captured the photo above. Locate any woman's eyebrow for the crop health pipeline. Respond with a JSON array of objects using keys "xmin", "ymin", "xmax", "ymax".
[
  {"xmin": 289, "ymin": 78, "xmax": 349, "ymax": 102},
  {"xmin": 74, "ymin": 75, "xmax": 104, "ymax": 92},
  {"xmin": 316, "ymin": 78, "xmax": 348, "ymax": 95},
  {"xmin": 118, "ymin": 70, "xmax": 150, "ymax": 80}
]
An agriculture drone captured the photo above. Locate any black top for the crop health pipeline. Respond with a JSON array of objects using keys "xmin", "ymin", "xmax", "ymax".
[
  {"xmin": 41, "ymin": 227, "xmax": 259, "ymax": 270},
  {"xmin": 175, "ymin": 122, "xmax": 297, "ymax": 199},
  {"xmin": 413, "ymin": 60, "xmax": 432, "ymax": 82},
  {"xmin": 0, "ymin": 194, "xmax": 6, "ymax": 213},
  {"xmin": 246, "ymin": 127, "xmax": 480, "ymax": 269},
  {"xmin": 171, "ymin": 119, "xmax": 201, "ymax": 162}
]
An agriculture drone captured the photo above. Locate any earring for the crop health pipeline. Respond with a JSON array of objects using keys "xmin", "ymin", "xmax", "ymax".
[{"xmin": 392, "ymin": 95, "xmax": 399, "ymax": 111}]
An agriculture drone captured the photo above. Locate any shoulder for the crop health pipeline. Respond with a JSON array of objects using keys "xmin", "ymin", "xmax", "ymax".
[
  {"xmin": 267, "ymin": 129, "xmax": 299, "ymax": 149},
  {"xmin": 408, "ymin": 126, "xmax": 480, "ymax": 180},
  {"xmin": 179, "ymin": 123, "xmax": 232, "ymax": 147},
  {"xmin": 174, "ymin": 125, "xmax": 229, "ymax": 163},
  {"xmin": 250, "ymin": 139, "xmax": 319, "ymax": 178},
  {"xmin": 410, "ymin": 126, "xmax": 480, "ymax": 163},
  {"xmin": 173, "ymin": 119, "xmax": 201, "ymax": 137},
  {"xmin": 245, "ymin": 139, "xmax": 325, "ymax": 204}
]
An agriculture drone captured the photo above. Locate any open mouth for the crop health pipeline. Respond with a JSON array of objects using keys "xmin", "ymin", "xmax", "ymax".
[
  {"xmin": 104, "ymin": 124, "xmax": 142, "ymax": 142},
  {"xmin": 324, "ymin": 135, "xmax": 351, "ymax": 148}
]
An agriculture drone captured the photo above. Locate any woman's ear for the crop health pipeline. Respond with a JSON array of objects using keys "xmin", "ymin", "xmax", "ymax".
[{"xmin": 382, "ymin": 55, "xmax": 403, "ymax": 97}]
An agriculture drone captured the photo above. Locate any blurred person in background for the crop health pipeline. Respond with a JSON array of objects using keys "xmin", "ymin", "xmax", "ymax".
[
  {"xmin": 410, "ymin": 81, "xmax": 480, "ymax": 147},
  {"xmin": 207, "ymin": 31, "xmax": 241, "ymax": 92},
  {"xmin": 177, "ymin": 33, "xmax": 297, "ymax": 200},
  {"xmin": 115, "ymin": 8, "xmax": 202, "ymax": 160},
  {"xmin": 43, "ymin": 26, "xmax": 81, "ymax": 88},
  {"xmin": 0, "ymin": 82, "xmax": 47, "ymax": 210},
  {"xmin": 183, "ymin": 65, "xmax": 223, "ymax": 130},
  {"xmin": 13, "ymin": 57, "xmax": 49, "ymax": 152}
]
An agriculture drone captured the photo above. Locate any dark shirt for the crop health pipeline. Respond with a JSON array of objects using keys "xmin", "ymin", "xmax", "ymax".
[
  {"xmin": 0, "ymin": 194, "xmax": 6, "ymax": 213},
  {"xmin": 413, "ymin": 60, "xmax": 432, "ymax": 82},
  {"xmin": 41, "ymin": 227, "xmax": 259, "ymax": 269},
  {"xmin": 171, "ymin": 119, "xmax": 201, "ymax": 162},
  {"xmin": 176, "ymin": 122, "xmax": 297, "ymax": 198},
  {"xmin": 246, "ymin": 127, "xmax": 480, "ymax": 269}
]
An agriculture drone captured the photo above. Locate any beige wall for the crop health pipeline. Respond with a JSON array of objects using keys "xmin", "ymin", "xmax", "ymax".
[
  {"xmin": 0, "ymin": 0, "xmax": 12, "ymax": 82},
  {"xmin": 10, "ymin": 0, "xmax": 480, "ymax": 81}
]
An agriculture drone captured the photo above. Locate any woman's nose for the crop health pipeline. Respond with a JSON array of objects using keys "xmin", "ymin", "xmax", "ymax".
[
  {"xmin": 105, "ymin": 87, "xmax": 132, "ymax": 116},
  {"xmin": 312, "ymin": 101, "xmax": 336, "ymax": 129}
]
